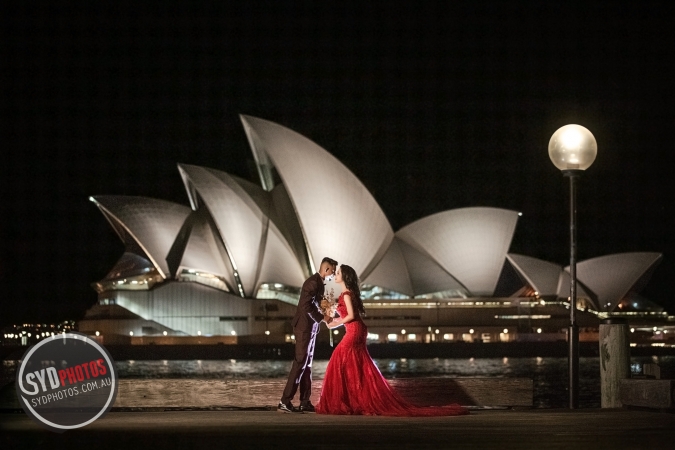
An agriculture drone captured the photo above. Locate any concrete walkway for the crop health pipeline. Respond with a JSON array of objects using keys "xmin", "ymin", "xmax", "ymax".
[{"xmin": 2, "ymin": 408, "xmax": 675, "ymax": 450}]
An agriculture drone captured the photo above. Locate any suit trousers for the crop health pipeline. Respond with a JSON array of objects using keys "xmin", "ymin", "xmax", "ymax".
[{"xmin": 281, "ymin": 327, "xmax": 318, "ymax": 405}]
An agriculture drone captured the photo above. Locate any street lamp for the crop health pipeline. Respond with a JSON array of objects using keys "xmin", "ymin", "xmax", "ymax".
[{"xmin": 548, "ymin": 124, "xmax": 597, "ymax": 409}]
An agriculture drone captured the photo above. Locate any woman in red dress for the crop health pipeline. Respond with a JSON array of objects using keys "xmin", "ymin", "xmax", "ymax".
[{"xmin": 316, "ymin": 264, "xmax": 469, "ymax": 417}]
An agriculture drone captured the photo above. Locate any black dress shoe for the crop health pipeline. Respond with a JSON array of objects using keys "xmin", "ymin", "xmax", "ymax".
[
  {"xmin": 277, "ymin": 402, "xmax": 301, "ymax": 413},
  {"xmin": 299, "ymin": 402, "xmax": 316, "ymax": 413}
]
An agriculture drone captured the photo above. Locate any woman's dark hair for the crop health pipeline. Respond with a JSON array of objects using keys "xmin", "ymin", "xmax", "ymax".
[{"xmin": 340, "ymin": 264, "xmax": 365, "ymax": 315}]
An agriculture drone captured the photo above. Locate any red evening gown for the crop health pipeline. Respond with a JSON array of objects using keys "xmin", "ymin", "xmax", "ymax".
[{"xmin": 316, "ymin": 291, "xmax": 469, "ymax": 416}]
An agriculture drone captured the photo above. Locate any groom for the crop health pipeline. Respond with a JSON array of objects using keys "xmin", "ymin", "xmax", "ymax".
[{"xmin": 278, "ymin": 256, "xmax": 337, "ymax": 413}]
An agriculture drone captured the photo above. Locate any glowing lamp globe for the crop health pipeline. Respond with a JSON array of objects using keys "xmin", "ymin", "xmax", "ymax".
[{"xmin": 548, "ymin": 124, "xmax": 597, "ymax": 171}]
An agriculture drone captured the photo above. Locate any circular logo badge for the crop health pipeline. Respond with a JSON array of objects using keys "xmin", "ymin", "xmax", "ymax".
[{"xmin": 15, "ymin": 332, "xmax": 118, "ymax": 432}]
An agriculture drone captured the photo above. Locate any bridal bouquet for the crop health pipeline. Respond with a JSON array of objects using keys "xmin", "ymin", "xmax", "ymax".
[
  {"xmin": 319, "ymin": 288, "xmax": 337, "ymax": 346},
  {"xmin": 319, "ymin": 288, "xmax": 337, "ymax": 317}
]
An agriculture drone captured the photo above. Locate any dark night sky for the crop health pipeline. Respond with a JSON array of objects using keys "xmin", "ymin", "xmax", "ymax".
[{"xmin": 2, "ymin": 0, "xmax": 674, "ymax": 327}]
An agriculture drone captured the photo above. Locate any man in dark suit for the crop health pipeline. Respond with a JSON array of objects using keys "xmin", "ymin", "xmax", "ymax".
[{"xmin": 278, "ymin": 257, "xmax": 337, "ymax": 413}]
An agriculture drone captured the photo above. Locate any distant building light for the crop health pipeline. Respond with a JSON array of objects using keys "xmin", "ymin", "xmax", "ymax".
[
  {"xmin": 95, "ymin": 331, "xmax": 100, "ymax": 336},
  {"xmin": 631, "ymin": 328, "xmax": 635, "ymax": 333},
  {"xmin": 231, "ymin": 330, "xmax": 237, "ymax": 336},
  {"xmin": 503, "ymin": 329, "xmax": 508, "ymax": 334},
  {"xmin": 27, "ymin": 333, "xmax": 31, "ymax": 337},
  {"xmin": 518, "ymin": 212, "xmax": 523, "ymax": 216},
  {"xmin": 163, "ymin": 331, "xmax": 168, "ymax": 336},
  {"xmin": 469, "ymin": 329, "xmax": 474, "ymax": 334},
  {"xmin": 367, "ymin": 333, "xmax": 379, "ymax": 340},
  {"xmin": 265, "ymin": 330, "xmax": 270, "ymax": 335},
  {"xmin": 197, "ymin": 331, "xmax": 202, "ymax": 336},
  {"xmin": 407, "ymin": 333, "xmax": 416, "ymax": 341},
  {"xmin": 401, "ymin": 329, "xmax": 406, "ymax": 335},
  {"xmin": 435, "ymin": 329, "xmax": 440, "ymax": 334},
  {"xmin": 537, "ymin": 328, "xmax": 542, "ymax": 334},
  {"xmin": 653, "ymin": 327, "xmax": 658, "ymax": 332},
  {"xmin": 291, "ymin": 334, "xmax": 295, "ymax": 340},
  {"xmin": 443, "ymin": 333, "xmax": 454, "ymax": 340},
  {"xmin": 495, "ymin": 315, "xmax": 552, "ymax": 320},
  {"xmin": 387, "ymin": 334, "xmax": 398, "ymax": 342},
  {"xmin": 129, "ymin": 331, "xmax": 134, "ymax": 336}
]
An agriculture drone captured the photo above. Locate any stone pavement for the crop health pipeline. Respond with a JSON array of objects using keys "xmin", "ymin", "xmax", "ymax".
[{"xmin": 2, "ymin": 408, "xmax": 675, "ymax": 450}]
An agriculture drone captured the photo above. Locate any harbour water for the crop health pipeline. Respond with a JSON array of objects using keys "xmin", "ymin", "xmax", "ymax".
[
  {"xmin": 3, "ymin": 355, "xmax": 674, "ymax": 409},
  {"xmin": 113, "ymin": 355, "xmax": 675, "ymax": 409}
]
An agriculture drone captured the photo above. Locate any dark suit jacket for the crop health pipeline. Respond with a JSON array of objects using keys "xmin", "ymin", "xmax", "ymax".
[{"xmin": 291, "ymin": 273, "xmax": 325, "ymax": 332}]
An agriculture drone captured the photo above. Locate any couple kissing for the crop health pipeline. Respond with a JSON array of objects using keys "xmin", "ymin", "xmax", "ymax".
[{"xmin": 279, "ymin": 257, "xmax": 468, "ymax": 417}]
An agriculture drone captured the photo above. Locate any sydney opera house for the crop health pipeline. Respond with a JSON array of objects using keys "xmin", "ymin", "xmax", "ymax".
[{"xmin": 79, "ymin": 116, "xmax": 667, "ymax": 344}]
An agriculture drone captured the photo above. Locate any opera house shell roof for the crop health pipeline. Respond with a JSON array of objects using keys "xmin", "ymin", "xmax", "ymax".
[{"xmin": 91, "ymin": 115, "xmax": 662, "ymax": 313}]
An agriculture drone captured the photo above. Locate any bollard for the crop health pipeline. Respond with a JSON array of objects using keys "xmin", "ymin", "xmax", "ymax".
[{"xmin": 599, "ymin": 318, "xmax": 630, "ymax": 408}]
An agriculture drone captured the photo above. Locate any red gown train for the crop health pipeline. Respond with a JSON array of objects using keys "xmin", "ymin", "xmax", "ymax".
[{"xmin": 316, "ymin": 291, "xmax": 469, "ymax": 416}]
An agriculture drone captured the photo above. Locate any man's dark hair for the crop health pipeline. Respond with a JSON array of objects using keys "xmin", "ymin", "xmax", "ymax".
[{"xmin": 321, "ymin": 257, "xmax": 338, "ymax": 267}]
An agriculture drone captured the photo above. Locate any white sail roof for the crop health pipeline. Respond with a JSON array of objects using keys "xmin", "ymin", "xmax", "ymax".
[
  {"xmin": 572, "ymin": 252, "xmax": 663, "ymax": 312},
  {"xmin": 362, "ymin": 238, "xmax": 414, "ymax": 296},
  {"xmin": 178, "ymin": 163, "xmax": 305, "ymax": 296},
  {"xmin": 177, "ymin": 211, "xmax": 235, "ymax": 290},
  {"xmin": 255, "ymin": 220, "xmax": 307, "ymax": 293},
  {"xmin": 90, "ymin": 116, "xmax": 664, "ymax": 308},
  {"xmin": 178, "ymin": 164, "xmax": 264, "ymax": 296},
  {"xmin": 397, "ymin": 207, "xmax": 519, "ymax": 296},
  {"xmin": 507, "ymin": 254, "xmax": 562, "ymax": 297},
  {"xmin": 90, "ymin": 196, "xmax": 191, "ymax": 278},
  {"xmin": 398, "ymin": 239, "xmax": 467, "ymax": 296},
  {"xmin": 557, "ymin": 270, "xmax": 595, "ymax": 308},
  {"xmin": 240, "ymin": 115, "xmax": 394, "ymax": 277}
]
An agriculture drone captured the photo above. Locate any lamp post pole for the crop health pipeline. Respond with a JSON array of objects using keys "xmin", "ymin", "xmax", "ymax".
[
  {"xmin": 565, "ymin": 169, "xmax": 580, "ymax": 409},
  {"xmin": 548, "ymin": 124, "xmax": 597, "ymax": 410}
]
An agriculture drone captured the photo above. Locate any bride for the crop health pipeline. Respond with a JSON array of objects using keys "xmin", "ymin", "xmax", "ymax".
[{"xmin": 316, "ymin": 264, "xmax": 469, "ymax": 416}]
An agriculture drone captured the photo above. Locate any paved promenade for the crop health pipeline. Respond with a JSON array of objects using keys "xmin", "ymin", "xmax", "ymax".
[{"xmin": 2, "ymin": 408, "xmax": 675, "ymax": 450}]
